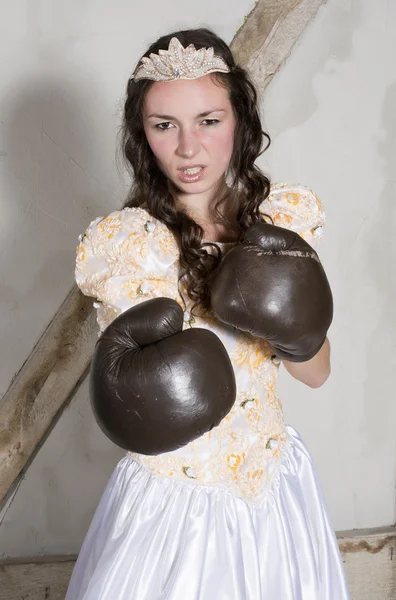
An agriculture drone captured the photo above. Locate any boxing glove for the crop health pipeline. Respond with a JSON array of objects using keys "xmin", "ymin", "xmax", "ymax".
[
  {"xmin": 90, "ymin": 297, "xmax": 236, "ymax": 455},
  {"xmin": 210, "ymin": 222, "xmax": 333, "ymax": 362}
]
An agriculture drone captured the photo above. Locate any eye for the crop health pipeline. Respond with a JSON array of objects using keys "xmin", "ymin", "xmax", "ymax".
[
  {"xmin": 155, "ymin": 122, "xmax": 174, "ymax": 130},
  {"xmin": 202, "ymin": 119, "xmax": 220, "ymax": 126}
]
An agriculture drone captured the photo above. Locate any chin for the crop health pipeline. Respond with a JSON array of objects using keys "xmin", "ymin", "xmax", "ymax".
[{"xmin": 171, "ymin": 180, "xmax": 210, "ymax": 194}]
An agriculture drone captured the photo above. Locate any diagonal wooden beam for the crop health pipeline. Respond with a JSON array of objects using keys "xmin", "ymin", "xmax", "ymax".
[
  {"xmin": 0, "ymin": 0, "xmax": 326, "ymax": 506},
  {"xmin": 0, "ymin": 289, "xmax": 96, "ymax": 506},
  {"xmin": 230, "ymin": 0, "xmax": 325, "ymax": 96}
]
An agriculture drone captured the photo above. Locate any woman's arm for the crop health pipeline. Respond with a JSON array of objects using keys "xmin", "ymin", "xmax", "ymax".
[{"xmin": 282, "ymin": 337, "xmax": 331, "ymax": 388}]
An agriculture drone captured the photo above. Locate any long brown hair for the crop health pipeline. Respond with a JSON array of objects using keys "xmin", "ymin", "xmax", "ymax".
[{"xmin": 121, "ymin": 28, "xmax": 271, "ymax": 315}]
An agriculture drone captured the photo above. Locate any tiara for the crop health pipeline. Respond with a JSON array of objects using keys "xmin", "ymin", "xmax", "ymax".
[{"xmin": 133, "ymin": 37, "xmax": 230, "ymax": 82}]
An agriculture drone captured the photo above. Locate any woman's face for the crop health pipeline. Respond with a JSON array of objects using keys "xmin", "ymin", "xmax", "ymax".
[{"xmin": 143, "ymin": 75, "xmax": 236, "ymax": 199}]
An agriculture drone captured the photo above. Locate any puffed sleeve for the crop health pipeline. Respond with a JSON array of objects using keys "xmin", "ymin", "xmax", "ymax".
[
  {"xmin": 75, "ymin": 207, "xmax": 181, "ymax": 334},
  {"xmin": 260, "ymin": 183, "xmax": 326, "ymax": 248}
]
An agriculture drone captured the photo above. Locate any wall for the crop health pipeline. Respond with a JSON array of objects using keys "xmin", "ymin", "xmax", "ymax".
[
  {"xmin": 259, "ymin": 0, "xmax": 396, "ymax": 531},
  {"xmin": 0, "ymin": 0, "xmax": 395, "ymax": 557}
]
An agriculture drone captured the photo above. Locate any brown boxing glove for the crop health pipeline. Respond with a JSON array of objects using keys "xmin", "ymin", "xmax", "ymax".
[
  {"xmin": 210, "ymin": 222, "xmax": 333, "ymax": 362},
  {"xmin": 90, "ymin": 297, "xmax": 236, "ymax": 455}
]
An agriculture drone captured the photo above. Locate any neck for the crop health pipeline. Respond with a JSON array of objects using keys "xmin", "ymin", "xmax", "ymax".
[{"xmin": 171, "ymin": 179, "xmax": 236, "ymax": 222}]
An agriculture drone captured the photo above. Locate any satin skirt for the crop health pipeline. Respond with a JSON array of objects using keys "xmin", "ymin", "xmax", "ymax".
[{"xmin": 65, "ymin": 426, "xmax": 350, "ymax": 599}]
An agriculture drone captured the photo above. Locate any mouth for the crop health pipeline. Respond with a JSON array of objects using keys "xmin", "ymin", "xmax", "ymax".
[{"xmin": 177, "ymin": 165, "xmax": 206, "ymax": 183}]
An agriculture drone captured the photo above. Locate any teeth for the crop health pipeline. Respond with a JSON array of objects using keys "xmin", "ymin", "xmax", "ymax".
[{"xmin": 183, "ymin": 167, "xmax": 202, "ymax": 175}]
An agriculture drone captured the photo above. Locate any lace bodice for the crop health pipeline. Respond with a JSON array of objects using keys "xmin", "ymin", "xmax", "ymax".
[{"xmin": 75, "ymin": 183, "xmax": 325, "ymax": 506}]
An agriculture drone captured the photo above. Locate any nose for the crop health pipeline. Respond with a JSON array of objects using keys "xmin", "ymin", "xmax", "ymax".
[{"xmin": 176, "ymin": 127, "xmax": 200, "ymax": 159}]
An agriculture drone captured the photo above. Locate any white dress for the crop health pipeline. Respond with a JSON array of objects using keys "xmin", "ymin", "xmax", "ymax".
[{"xmin": 66, "ymin": 183, "xmax": 350, "ymax": 600}]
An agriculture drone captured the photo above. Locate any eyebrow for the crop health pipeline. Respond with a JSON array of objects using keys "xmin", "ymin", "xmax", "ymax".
[{"xmin": 146, "ymin": 109, "xmax": 227, "ymax": 120}]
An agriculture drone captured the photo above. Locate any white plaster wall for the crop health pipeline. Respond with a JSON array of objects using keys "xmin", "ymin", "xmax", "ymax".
[
  {"xmin": 0, "ymin": 0, "xmax": 395, "ymax": 558},
  {"xmin": 259, "ymin": 0, "xmax": 396, "ymax": 531}
]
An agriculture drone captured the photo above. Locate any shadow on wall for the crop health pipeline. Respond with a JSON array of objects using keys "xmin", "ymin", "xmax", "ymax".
[
  {"xmin": 0, "ymin": 73, "xmax": 122, "ymax": 397},
  {"xmin": 264, "ymin": 0, "xmax": 362, "ymax": 135},
  {"xmin": 0, "ymin": 73, "xmax": 128, "ymax": 554}
]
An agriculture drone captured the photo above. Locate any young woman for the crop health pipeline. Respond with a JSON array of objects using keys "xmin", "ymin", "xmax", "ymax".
[{"xmin": 66, "ymin": 28, "xmax": 350, "ymax": 600}]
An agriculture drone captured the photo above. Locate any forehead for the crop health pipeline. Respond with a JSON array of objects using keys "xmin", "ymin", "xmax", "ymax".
[{"xmin": 143, "ymin": 75, "xmax": 230, "ymax": 115}]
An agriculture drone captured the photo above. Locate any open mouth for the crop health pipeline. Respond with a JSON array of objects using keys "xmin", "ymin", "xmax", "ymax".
[{"xmin": 178, "ymin": 166, "xmax": 205, "ymax": 183}]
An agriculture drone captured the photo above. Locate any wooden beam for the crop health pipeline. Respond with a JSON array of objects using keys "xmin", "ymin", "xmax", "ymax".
[
  {"xmin": 0, "ymin": 0, "xmax": 327, "ymax": 505},
  {"xmin": 0, "ymin": 528, "xmax": 394, "ymax": 599},
  {"xmin": 230, "ymin": 0, "xmax": 326, "ymax": 97},
  {"xmin": 0, "ymin": 289, "xmax": 96, "ymax": 506}
]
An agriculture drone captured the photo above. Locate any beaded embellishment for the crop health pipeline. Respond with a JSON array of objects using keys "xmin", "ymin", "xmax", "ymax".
[{"xmin": 133, "ymin": 37, "xmax": 230, "ymax": 82}]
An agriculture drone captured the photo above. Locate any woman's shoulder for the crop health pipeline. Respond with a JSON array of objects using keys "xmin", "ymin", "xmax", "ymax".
[
  {"xmin": 75, "ymin": 205, "xmax": 181, "ymax": 331},
  {"xmin": 264, "ymin": 182, "xmax": 323, "ymax": 211},
  {"xmin": 260, "ymin": 182, "xmax": 325, "ymax": 243},
  {"xmin": 79, "ymin": 205, "xmax": 179, "ymax": 259},
  {"xmin": 82, "ymin": 205, "xmax": 173, "ymax": 238}
]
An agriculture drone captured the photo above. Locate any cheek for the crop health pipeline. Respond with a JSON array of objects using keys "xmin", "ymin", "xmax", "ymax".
[
  {"xmin": 206, "ymin": 124, "xmax": 235, "ymax": 163},
  {"xmin": 144, "ymin": 128, "xmax": 171, "ymax": 165}
]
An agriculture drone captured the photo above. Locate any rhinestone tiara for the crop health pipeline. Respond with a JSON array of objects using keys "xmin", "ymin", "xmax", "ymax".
[{"xmin": 133, "ymin": 37, "xmax": 231, "ymax": 82}]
